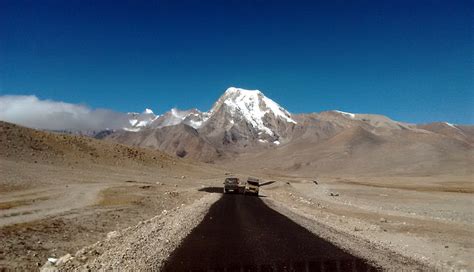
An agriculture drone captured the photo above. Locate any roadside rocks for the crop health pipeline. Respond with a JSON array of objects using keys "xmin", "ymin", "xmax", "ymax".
[
  {"xmin": 56, "ymin": 254, "xmax": 72, "ymax": 266},
  {"xmin": 55, "ymin": 193, "xmax": 220, "ymax": 271},
  {"xmin": 172, "ymin": 175, "xmax": 186, "ymax": 179},
  {"xmin": 47, "ymin": 257, "xmax": 58, "ymax": 264},
  {"xmin": 40, "ymin": 254, "xmax": 72, "ymax": 271},
  {"xmin": 298, "ymin": 197, "xmax": 312, "ymax": 205},
  {"xmin": 106, "ymin": 231, "xmax": 119, "ymax": 240},
  {"xmin": 164, "ymin": 191, "xmax": 179, "ymax": 197}
]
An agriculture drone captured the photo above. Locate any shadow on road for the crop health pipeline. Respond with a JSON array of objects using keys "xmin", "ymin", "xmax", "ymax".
[
  {"xmin": 198, "ymin": 187, "xmax": 223, "ymax": 194},
  {"xmin": 259, "ymin": 180, "xmax": 276, "ymax": 187},
  {"xmin": 198, "ymin": 187, "xmax": 266, "ymax": 197}
]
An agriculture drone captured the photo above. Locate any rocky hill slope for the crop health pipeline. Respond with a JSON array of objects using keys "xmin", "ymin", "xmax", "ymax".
[{"xmin": 0, "ymin": 121, "xmax": 177, "ymax": 169}]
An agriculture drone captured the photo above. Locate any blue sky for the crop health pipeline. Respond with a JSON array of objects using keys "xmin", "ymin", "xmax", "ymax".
[{"xmin": 1, "ymin": 0, "xmax": 472, "ymax": 124}]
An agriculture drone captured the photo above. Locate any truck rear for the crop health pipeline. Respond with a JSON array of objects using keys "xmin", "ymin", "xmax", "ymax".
[
  {"xmin": 223, "ymin": 177, "xmax": 241, "ymax": 193},
  {"xmin": 245, "ymin": 177, "xmax": 260, "ymax": 196}
]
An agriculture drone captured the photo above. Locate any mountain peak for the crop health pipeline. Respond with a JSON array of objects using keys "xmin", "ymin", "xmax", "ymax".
[
  {"xmin": 214, "ymin": 87, "xmax": 296, "ymax": 125},
  {"xmin": 125, "ymin": 109, "xmax": 159, "ymax": 131},
  {"xmin": 125, "ymin": 87, "xmax": 296, "ymax": 136},
  {"xmin": 201, "ymin": 87, "xmax": 297, "ymax": 142},
  {"xmin": 144, "ymin": 108, "xmax": 154, "ymax": 114},
  {"xmin": 224, "ymin": 87, "xmax": 262, "ymax": 96}
]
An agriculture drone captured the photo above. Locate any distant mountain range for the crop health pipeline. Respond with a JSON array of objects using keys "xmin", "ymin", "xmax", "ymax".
[
  {"xmin": 4, "ymin": 87, "xmax": 471, "ymax": 177},
  {"xmin": 94, "ymin": 87, "xmax": 472, "ymax": 177}
]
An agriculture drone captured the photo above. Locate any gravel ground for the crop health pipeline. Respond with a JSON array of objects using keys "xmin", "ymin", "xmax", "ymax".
[
  {"xmin": 46, "ymin": 193, "xmax": 221, "ymax": 271},
  {"xmin": 261, "ymin": 178, "xmax": 473, "ymax": 271}
]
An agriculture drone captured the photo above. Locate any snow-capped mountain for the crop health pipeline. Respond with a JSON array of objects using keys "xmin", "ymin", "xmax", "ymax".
[
  {"xmin": 125, "ymin": 109, "xmax": 159, "ymax": 132},
  {"xmin": 120, "ymin": 87, "xmax": 425, "ymax": 142},
  {"xmin": 210, "ymin": 87, "xmax": 296, "ymax": 132},
  {"xmin": 199, "ymin": 87, "xmax": 297, "ymax": 146},
  {"xmin": 125, "ymin": 108, "xmax": 210, "ymax": 130},
  {"xmin": 123, "ymin": 87, "xmax": 297, "ymax": 145},
  {"xmin": 151, "ymin": 108, "xmax": 210, "ymax": 129}
]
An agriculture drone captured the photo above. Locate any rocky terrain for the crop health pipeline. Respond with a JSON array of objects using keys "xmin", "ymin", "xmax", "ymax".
[{"xmin": 261, "ymin": 176, "xmax": 474, "ymax": 271}]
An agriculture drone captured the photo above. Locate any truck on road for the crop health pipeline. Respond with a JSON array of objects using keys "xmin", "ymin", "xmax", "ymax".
[
  {"xmin": 223, "ymin": 177, "xmax": 243, "ymax": 194},
  {"xmin": 244, "ymin": 177, "xmax": 260, "ymax": 196}
]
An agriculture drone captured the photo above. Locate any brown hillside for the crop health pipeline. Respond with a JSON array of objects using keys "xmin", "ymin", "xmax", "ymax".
[
  {"xmin": 221, "ymin": 125, "xmax": 473, "ymax": 177},
  {"xmin": 105, "ymin": 124, "xmax": 221, "ymax": 162},
  {"xmin": 0, "ymin": 121, "xmax": 176, "ymax": 168}
]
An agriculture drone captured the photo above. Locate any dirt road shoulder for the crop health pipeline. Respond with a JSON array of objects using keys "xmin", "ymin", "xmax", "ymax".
[{"xmin": 51, "ymin": 193, "xmax": 221, "ymax": 271}]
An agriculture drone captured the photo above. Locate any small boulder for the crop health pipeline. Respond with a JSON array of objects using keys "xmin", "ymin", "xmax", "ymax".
[
  {"xmin": 107, "ymin": 231, "xmax": 119, "ymax": 239},
  {"xmin": 47, "ymin": 258, "xmax": 58, "ymax": 264},
  {"xmin": 55, "ymin": 254, "xmax": 72, "ymax": 266}
]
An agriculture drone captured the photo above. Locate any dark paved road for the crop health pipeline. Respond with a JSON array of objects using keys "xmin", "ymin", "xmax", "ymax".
[{"xmin": 163, "ymin": 192, "xmax": 378, "ymax": 272}]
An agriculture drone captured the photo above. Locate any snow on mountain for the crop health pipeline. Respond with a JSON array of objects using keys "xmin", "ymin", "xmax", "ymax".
[
  {"xmin": 443, "ymin": 122, "xmax": 458, "ymax": 129},
  {"xmin": 153, "ymin": 108, "xmax": 209, "ymax": 129},
  {"xmin": 333, "ymin": 110, "xmax": 356, "ymax": 119},
  {"xmin": 123, "ymin": 107, "xmax": 209, "ymax": 132},
  {"xmin": 161, "ymin": 108, "xmax": 191, "ymax": 127},
  {"xmin": 216, "ymin": 87, "xmax": 296, "ymax": 122},
  {"xmin": 209, "ymin": 87, "xmax": 296, "ymax": 137},
  {"xmin": 124, "ymin": 109, "xmax": 159, "ymax": 132},
  {"xmin": 184, "ymin": 111, "xmax": 210, "ymax": 129}
]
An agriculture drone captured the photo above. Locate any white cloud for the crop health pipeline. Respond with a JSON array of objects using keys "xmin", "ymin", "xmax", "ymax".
[{"xmin": 0, "ymin": 95, "xmax": 129, "ymax": 130}]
